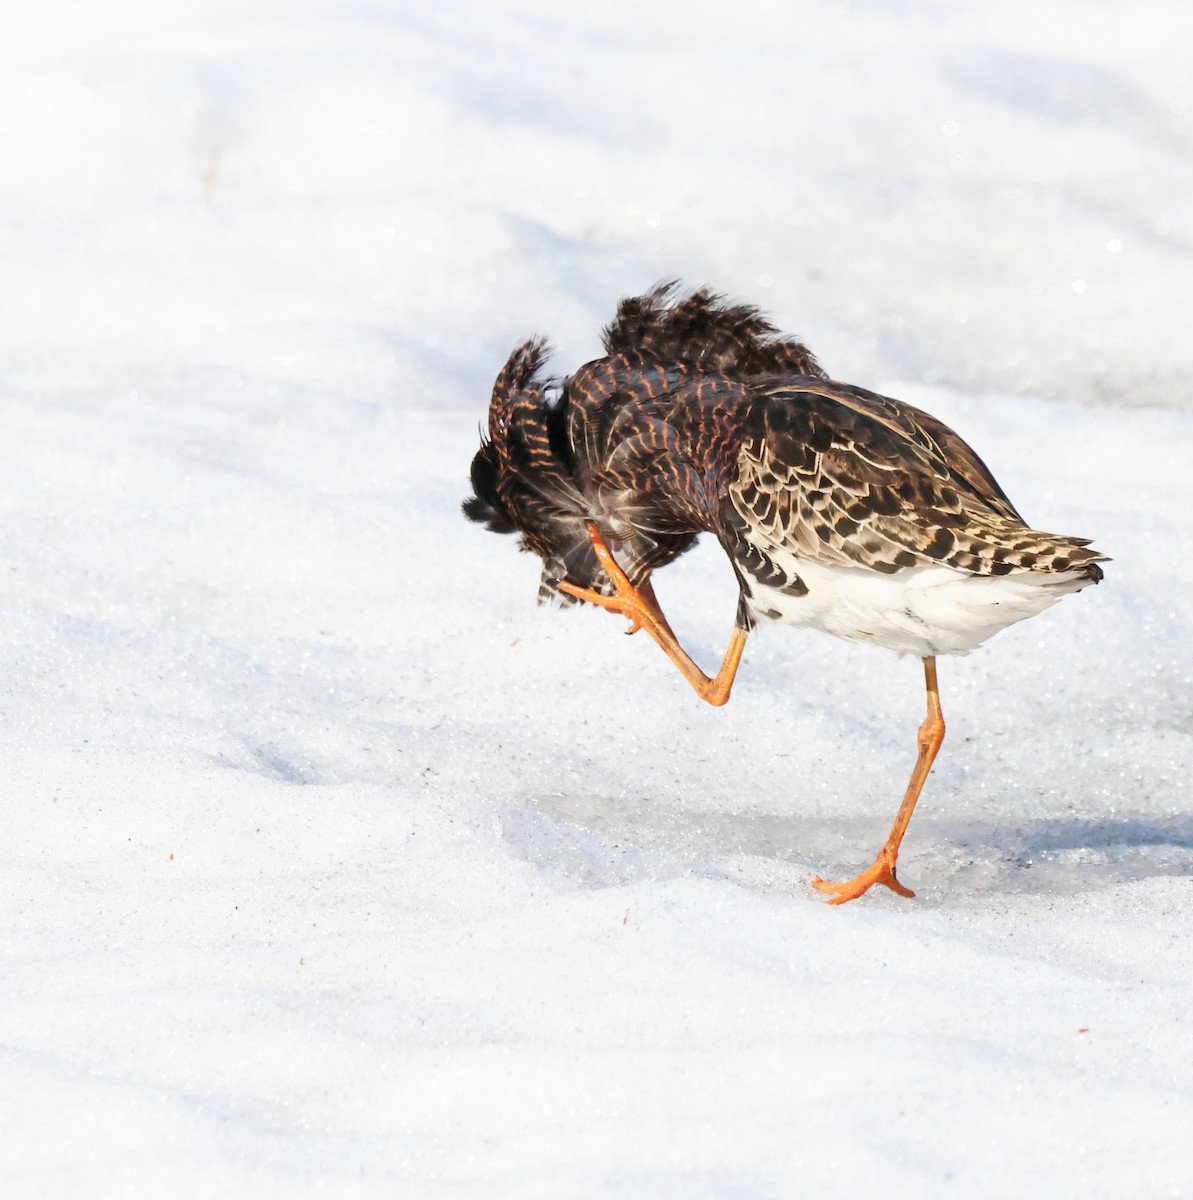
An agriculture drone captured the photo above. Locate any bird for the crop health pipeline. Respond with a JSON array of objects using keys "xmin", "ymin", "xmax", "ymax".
[{"xmin": 463, "ymin": 283, "xmax": 1106, "ymax": 903}]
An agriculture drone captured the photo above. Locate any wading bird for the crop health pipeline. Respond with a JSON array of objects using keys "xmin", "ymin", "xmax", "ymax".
[{"xmin": 464, "ymin": 284, "xmax": 1105, "ymax": 903}]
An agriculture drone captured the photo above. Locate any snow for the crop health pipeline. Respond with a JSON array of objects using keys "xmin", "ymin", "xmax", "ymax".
[{"xmin": 3, "ymin": 1, "xmax": 1192, "ymax": 1196}]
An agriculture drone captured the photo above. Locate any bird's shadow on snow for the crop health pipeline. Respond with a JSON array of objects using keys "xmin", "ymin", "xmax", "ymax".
[
  {"xmin": 934, "ymin": 814, "xmax": 1193, "ymax": 897},
  {"xmin": 502, "ymin": 796, "xmax": 1193, "ymax": 901}
]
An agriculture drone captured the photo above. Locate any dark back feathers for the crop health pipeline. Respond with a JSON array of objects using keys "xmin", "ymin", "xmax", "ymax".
[
  {"xmin": 464, "ymin": 282, "xmax": 825, "ymax": 603},
  {"xmin": 603, "ymin": 281, "xmax": 825, "ymax": 378}
]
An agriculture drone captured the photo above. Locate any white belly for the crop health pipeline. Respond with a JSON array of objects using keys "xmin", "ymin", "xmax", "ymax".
[{"xmin": 744, "ymin": 552, "xmax": 1096, "ymax": 657}]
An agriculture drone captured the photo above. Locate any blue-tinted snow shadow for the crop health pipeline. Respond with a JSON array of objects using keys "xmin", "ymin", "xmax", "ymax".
[
  {"xmin": 951, "ymin": 814, "xmax": 1193, "ymax": 895},
  {"xmin": 504, "ymin": 793, "xmax": 1193, "ymax": 900}
]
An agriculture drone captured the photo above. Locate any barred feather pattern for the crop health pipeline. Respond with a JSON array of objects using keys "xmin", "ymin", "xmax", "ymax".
[
  {"xmin": 464, "ymin": 284, "xmax": 1106, "ymax": 650},
  {"xmin": 463, "ymin": 284, "xmax": 822, "ymax": 604},
  {"xmin": 726, "ymin": 382, "xmax": 1105, "ymax": 580},
  {"xmin": 603, "ymin": 281, "xmax": 826, "ymax": 377}
]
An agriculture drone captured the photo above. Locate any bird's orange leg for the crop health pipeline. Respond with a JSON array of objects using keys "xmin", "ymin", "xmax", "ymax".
[
  {"xmin": 812, "ymin": 656, "xmax": 946, "ymax": 905},
  {"xmin": 558, "ymin": 522, "xmax": 748, "ymax": 707},
  {"xmin": 634, "ymin": 576, "xmax": 678, "ymax": 641}
]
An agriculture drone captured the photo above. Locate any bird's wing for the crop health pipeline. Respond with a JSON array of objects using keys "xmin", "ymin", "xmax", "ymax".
[{"xmin": 727, "ymin": 382, "xmax": 1093, "ymax": 577}]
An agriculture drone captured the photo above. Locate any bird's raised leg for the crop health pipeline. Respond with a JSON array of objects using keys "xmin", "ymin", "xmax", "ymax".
[
  {"xmin": 558, "ymin": 521, "xmax": 748, "ymax": 708},
  {"xmin": 812, "ymin": 656, "xmax": 946, "ymax": 905},
  {"xmin": 634, "ymin": 576, "xmax": 678, "ymax": 642}
]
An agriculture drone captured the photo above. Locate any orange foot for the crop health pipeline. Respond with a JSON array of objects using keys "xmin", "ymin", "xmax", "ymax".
[
  {"xmin": 811, "ymin": 854, "xmax": 916, "ymax": 906},
  {"xmin": 558, "ymin": 541, "xmax": 659, "ymax": 637},
  {"xmin": 559, "ymin": 578, "xmax": 651, "ymax": 633}
]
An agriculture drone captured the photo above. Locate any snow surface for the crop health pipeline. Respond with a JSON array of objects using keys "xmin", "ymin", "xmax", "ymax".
[{"xmin": 3, "ymin": 1, "xmax": 1193, "ymax": 1196}]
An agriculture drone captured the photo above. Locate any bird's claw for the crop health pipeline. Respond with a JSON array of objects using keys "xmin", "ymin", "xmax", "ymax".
[
  {"xmin": 559, "ymin": 580, "xmax": 650, "ymax": 634},
  {"xmin": 810, "ymin": 854, "xmax": 915, "ymax": 905}
]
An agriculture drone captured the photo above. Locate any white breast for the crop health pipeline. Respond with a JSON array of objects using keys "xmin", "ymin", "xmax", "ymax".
[{"xmin": 744, "ymin": 549, "xmax": 1096, "ymax": 658}]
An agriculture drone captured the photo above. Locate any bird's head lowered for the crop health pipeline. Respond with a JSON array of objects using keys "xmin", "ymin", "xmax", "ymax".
[
  {"xmin": 461, "ymin": 438, "xmax": 516, "ymax": 535},
  {"xmin": 462, "ymin": 337, "xmax": 610, "ymax": 603},
  {"xmin": 464, "ymin": 282, "xmax": 818, "ymax": 606}
]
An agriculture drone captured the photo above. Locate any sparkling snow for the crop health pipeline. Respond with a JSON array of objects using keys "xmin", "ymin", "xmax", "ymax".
[{"xmin": 3, "ymin": 1, "xmax": 1192, "ymax": 1196}]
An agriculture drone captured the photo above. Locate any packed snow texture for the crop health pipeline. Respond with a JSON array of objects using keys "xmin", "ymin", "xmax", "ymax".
[{"xmin": 3, "ymin": 2, "xmax": 1192, "ymax": 1197}]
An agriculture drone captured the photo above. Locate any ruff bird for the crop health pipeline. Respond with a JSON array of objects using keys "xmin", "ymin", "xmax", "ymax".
[{"xmin": 464, "ymin": 284, "xmax": 1105, "ymax": 903}]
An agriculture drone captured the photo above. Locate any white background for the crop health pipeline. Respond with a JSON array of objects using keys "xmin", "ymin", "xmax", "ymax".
[{"xmin": 3, "ymin": 2, "xmax": 1192, "ymax": 1196}]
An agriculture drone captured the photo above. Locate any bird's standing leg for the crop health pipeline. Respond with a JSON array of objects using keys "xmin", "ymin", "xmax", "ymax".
[
  {"xmin": 558, "ymin": 522, "xmax": 748, "ymax": 708},
  {"xmin": 812, "ymin": 656, "xmax": 946, "ymax": 904}
]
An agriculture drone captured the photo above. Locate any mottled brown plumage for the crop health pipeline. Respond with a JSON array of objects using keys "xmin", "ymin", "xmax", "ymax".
[
  {"xmin": 728, "ymin": 379, "xmax": 1101, "ymax": 580},
  {"xmin": 464, "ymin": 282, "xmax": 1106, "ymax": 902},
  {"xmin": 464, "ymin": 282, "xmax": 830, "ymax": 605}
]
